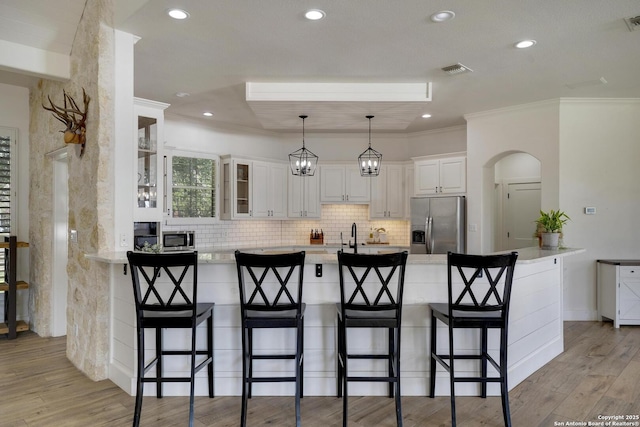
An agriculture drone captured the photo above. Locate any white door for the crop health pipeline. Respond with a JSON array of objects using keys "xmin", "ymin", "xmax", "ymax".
[
  {"xmin": 251, "ymin": 161, "xmax": 269, "ymax": 217},
  {"xmin": 269, "ymin": 163, "xmax": 287, "ymax": 218},
  {"xmin": 505, "ymin": 182, "xmax": 541, "ymax": 249},
  {"xmin": 345, "ymin": 166, "xmax": 370, "ymax": 202},
  {"xmin": 414, "ymin": 159, "xmax": 439, "ymax": 195},
  {"xmin": 386, "ymin": 164, "xmax": 404, "ymax": 218},
  {"xmin": 320, "ymin": 165, "xmax": 346, "ymax": 202}
]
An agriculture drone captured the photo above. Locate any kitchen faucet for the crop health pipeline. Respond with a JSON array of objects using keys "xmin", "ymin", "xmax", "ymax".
[{"xmin": 349, "ymin": 222, "xmax": 358, "ymax": 253}]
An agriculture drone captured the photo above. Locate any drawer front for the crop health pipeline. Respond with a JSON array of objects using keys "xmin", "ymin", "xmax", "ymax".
[{"xmin": 620, "ymin": 266, "xmax": 640, "ymax": 279}]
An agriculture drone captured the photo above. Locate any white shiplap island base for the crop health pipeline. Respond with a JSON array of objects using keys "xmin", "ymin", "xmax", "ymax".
[{"xmin": 88, "ymin": 246, "xmax": 584, "ymax": 397}]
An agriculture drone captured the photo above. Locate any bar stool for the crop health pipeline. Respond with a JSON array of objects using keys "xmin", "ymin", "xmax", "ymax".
[
  {"xmin": 429, "ymin": 251, "xmax": 518, "ymax": 427},
  {"xmin": 127, "ymin": 251, "xmax": 214, "ymax": 427},
  {"xmin": 336, "ymin": 250, "xmax": 409, "ymax": 427},
  {"xmin": 234, "ymin": 251, "xmax": 306, "ymax": 427}
]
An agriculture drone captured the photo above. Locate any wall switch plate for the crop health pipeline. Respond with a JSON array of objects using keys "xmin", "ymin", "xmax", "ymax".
[
  {"xmin": 584, "ymin": 207, "xmax": 596, "ymax": 215},
  {"xmin": 315, "ymin": 264, "xmax": 322, "ymax": 277},
  {"xmin": 70, "ymin": 229, "xmax": 78, "ymax": 243}
]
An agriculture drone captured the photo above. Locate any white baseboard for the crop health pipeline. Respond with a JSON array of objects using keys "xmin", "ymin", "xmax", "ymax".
[{"xmin": 563, "ymin": 309, "xmax": 598, "ymax": 321}]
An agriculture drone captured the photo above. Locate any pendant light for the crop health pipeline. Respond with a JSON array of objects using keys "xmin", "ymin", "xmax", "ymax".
[
  {"xmin": 289, "ymin": 115, "xmax": 318, "ymax": 176},
  {"xmin": 358, "ymin": 115, "xmax": 382, "ymax": 176}
]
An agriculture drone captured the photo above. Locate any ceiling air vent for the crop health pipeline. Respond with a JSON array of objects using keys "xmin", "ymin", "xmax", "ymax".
[
  {"xmin": 625, "ymin": 15, "xmax": 640, "ymax": 32},
  {"xmin": 441, "ymin": 63, "xmax": 473, "ymax": 75}
]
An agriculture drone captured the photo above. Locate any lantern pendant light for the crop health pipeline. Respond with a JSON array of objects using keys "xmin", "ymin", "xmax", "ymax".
[
  {"xmin": 358, "ymin": 115, "xmax": 382, "ymax": 176},
  {"xmin": 289, "ymin": 115, "xmax": 318, "ymax": 176}
]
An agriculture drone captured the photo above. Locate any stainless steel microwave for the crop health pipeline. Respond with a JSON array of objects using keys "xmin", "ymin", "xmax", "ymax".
[{"xmin": 162, "ymin": 231, "xmax": 195, "ymax": 251}]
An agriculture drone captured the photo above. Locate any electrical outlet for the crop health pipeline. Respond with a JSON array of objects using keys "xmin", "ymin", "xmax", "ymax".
[{"xmin": 120, "ymin": 233, "xmax": 127, "ymax": 247}]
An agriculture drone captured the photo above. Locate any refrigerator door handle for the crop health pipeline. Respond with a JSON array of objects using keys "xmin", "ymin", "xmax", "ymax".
[{"xmin": 426, "ymin": 217, "xmax": 433, "ymax": 254}]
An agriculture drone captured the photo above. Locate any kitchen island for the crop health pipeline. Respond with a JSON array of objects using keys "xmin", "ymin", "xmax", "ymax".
[{"xmin": 89, "ymin": 246, "xmax": 583, "ymax": 397}]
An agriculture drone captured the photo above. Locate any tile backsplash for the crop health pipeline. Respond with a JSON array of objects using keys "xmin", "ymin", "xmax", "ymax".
[{"xmin": 164, "ymin": 204, "xmax": 409, "ymax": 249}]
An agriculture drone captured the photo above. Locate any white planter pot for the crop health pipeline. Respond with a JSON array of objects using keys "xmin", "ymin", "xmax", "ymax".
[{"xmin": 541, "ymin": 232, "xmax": 559, "ymax": 249}]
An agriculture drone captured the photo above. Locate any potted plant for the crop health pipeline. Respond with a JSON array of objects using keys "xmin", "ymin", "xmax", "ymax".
[{"xmin": 535, "ymin": 209, "xmax": 570, "ymax": 249}]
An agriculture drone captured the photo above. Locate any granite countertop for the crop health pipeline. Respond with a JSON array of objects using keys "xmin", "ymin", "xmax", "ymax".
[{"xmin": 86, "ymin": 245, "xmax": 584, "ymax": 265}]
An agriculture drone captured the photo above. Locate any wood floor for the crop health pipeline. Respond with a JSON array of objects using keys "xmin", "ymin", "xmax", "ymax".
[{"xmin": 1, "ymin": 321, "xmax": 640, "ymax": 426}]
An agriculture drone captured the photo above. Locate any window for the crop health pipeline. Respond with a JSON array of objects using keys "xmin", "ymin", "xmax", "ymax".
[
  {"xmin": 0, "ymin": 127, "xmax": 16, "ymax": 281},
  {"xmin": 166, "ymin": 150, "xmax": 218, "ymax": 223}
]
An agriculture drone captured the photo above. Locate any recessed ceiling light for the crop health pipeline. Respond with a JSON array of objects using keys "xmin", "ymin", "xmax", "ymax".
[
  {"xmin": 430, "ymin": 11, "xmax": 455, "ymax": 23},
  {"xmin": 175, "ymin": 92, "xmax": 190, "ymax": 98},
  {"xmin": 515, "ymin": 40, "xmax": 536, "ymax": 49},
  {"xmin": 305, "ymin": 9, "xmax": 326, "ymax": 20},
  {"xmin": 421, "ymin": 114, "xmax": 432, "ymax": 119},
  {"xmin": 203, "ymin": 112, "xmax": 213, "ymax": 117},
  {"xmin": 167, "ymin": 9, "xmax": 189, "ymax": 20}
]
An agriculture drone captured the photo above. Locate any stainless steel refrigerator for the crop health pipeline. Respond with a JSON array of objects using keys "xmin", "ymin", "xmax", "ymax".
[{"xmin": 410, "ymin": 196, "xmax": 465, "ymax": 254}]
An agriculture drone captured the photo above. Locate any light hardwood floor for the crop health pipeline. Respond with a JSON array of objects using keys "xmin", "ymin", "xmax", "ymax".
[{"xmin": 1, "ymin": 321, "xmax": 640, "ymax": 426}]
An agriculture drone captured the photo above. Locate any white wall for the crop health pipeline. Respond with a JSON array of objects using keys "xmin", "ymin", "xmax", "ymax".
[
  {"xmin": 166, "ymin": 114, "xmax": 411, "ymax": 163},
  {"xmin": 0, "ymin": 82, "xmax": 31, "ymax": 322},
  {"xmin": 558, "ymin": 99, "xmax": 640, "ymax": 320},
  {"xmin": 467, "ymin": 97, "xmax": 640, "ymax": 321},
  {"xmin": 465, "ymin": 100, "xmax": 561, "ymax": 255},
  {"xmin": 494, "ymin": 152, "xmax": 541, "ymax": 181},
  {"xmin": 407, "ymin": 125, "xmax": 466, "ymax": 157}
]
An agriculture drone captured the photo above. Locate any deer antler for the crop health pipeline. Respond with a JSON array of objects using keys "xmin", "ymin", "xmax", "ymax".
[{"xmin": 42, "ymin": 88, "xmax": 90, "ymax": 134}]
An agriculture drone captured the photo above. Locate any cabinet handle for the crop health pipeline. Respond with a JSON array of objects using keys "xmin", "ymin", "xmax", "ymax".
[
  {"xmin": 346, "ymin": 195, "xmax": 349, "ymax": 201},
  {"xmin": 342, "ymin": 195, "xmax": 345, "ymax": 201},
  {"xmin": 250, "ymin": 210, "xmax": 252, "ymax": 216},
  {"xmin": 304, "ymin": 210, "xmax": 307, "ymax": 217}
]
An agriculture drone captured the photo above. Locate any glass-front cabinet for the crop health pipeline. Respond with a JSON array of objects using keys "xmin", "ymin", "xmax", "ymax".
[
  {"xmin": 221, "ymin": 157, "xmax": 253, "ymax": 219},
  {"xmin": 133, "ymin": 98, "xmax": 169, "ymax": 221}
]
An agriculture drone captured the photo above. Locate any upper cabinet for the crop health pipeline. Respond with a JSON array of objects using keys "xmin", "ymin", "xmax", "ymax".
[
  {"xmin": 370, "ymin": 164, "xmax": 405, "ymax": 219},
  {"xmin": 221, "ymin": 157, "xmax": 287, "ymax": 219},
  {"xmin": 253, "ymin": 161, "xmax": 287, "ymax": 219},
  {"xmin": 133, "ymin": 98, "xmax": 169, "ymax": 221},
  {"xmin": 288, "ymin": 173, "xmax": 320, "ymax": 218},
  {"xmin": 320, "ymin": 164, "xmax": 370, "ymax": 203},
  {"xmin": 414, "ymin": 155, "xmax": 466, "ymax": 195}
]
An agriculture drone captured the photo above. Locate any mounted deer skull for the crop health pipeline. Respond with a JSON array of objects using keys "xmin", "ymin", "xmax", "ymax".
[{"xmin": 42, "ymin": 88, "xmax": 90, "ymax": 156}]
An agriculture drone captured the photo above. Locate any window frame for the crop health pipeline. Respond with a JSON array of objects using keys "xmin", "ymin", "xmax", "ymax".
[{"xmin": 164, "ymin": 149, "xmax": 220, "ymax": 226}]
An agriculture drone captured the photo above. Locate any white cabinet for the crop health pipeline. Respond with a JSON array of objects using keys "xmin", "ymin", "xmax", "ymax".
[
  {"xmin": 288, "ymin": 173, "xmax": 320, "ymax": 218},
  {"xmin": 320, "ymin": 164, "xmax": 370, "ymax": 203},
  {"xmin": 597, "ymin": 260, "xmax": 640, "ymax": 328},
  {"xmin": 414, "ymin": 156, "xmax": 466, "ymax": 195},
  {"xmin": 404, "ymin": 164, "xmax": 414, "ymax": 220},
  {"xmin": 222, "ymin": 158, "xmax": 252, "ymax": 219},
  {"xmin": 370, "ymin": 164, "xmax": 404, "ymax": 219},
  {"xmin": 252, "ymin": 161, "xmax": 287, "ymax": 218},
  {"xmin": 221, "ymin": 158, "xmax": 287, "ymax": 219},
  {"xmin": 133, "ymin": 98, "xmax": 169, "ymax": 221}
]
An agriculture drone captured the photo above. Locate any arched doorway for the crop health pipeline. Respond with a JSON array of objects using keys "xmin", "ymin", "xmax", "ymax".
[{"xmin": 493, "ymin": 152, "xmax": 541, "ymax": 251}]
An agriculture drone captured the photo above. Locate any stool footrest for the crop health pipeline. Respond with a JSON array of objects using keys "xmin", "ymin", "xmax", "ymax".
[{"xmin": 248, "ymin": 376, "xmax": 297, "ymax": 383}]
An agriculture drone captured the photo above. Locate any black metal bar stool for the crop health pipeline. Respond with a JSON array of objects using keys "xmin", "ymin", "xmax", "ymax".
[
  {"xmin": 429, "ymin": 251, "xmax": 518, "ymax": 427},
  {"xmin": 336, "ymin": 250, "xmax": 409, "ymax": 427},
  {"xmin": 127, "ymin": 251, "xmax": 214, "ymax": 427},
  {"xmin": 234, "ymin": 250, "xmax": 306, "ymax": 427}
]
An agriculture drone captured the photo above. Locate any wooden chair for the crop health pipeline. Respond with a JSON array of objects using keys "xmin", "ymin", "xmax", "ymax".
[
  {"xmin": 127, "ymin": 251, "xmax": 214, "ymax": 427},
  {"xmin": 429, "ymin": 251, "xmax": 518, "ymax": 427},
  {"xmin": 336, "ymin": 251, "xmax": 409, "ymax": 427},
  {"xmin": 234, "ymin": 251, "xmax": 306, "ymax": 427}
]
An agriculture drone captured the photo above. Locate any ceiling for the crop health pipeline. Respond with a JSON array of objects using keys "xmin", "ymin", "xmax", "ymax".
[{"xmin": 1, "ymin": 0, "xmax": 639, "ymax": 133}]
